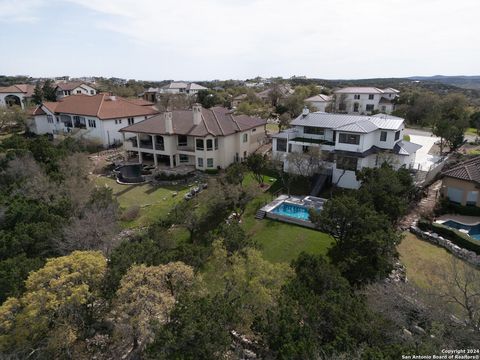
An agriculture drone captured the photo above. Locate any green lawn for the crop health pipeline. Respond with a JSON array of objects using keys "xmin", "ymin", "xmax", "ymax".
[
  {"xmin": 266, "ymin": 123, "xmax": 279, "ymax": 133},
  {"xmin": 398, "ymin": 232, "xmax": 479, "ymax": 289},
  {"xmin": 241, "ymin": 177, "xmax": 333, "ymax": 263},
  {"xmin": 465, "ymin": 127, "xmax": 478, "ymax": 136},
  {"xmin": 94, "ymin": 176, "xmax": 190, "ymax": 228}
]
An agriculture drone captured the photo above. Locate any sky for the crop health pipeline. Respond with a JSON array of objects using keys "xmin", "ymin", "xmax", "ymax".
[{"xmin": 0, "ymin": 0, "xmax": 479, "ymax": 81}]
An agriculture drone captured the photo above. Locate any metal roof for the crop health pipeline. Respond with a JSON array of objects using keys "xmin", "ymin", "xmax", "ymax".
[{"xmin": 290, "ymin": 112, "xmax": 404, "ymax": 133}]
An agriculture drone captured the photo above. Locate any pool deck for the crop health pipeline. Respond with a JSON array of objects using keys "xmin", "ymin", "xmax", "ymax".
[
  {"xmin": 260, "ymin": 195, "xmax": 326, "ymax": 229},
  {"xmin": 436, "ymin": 214, "xmax": 480, "ymax": 226}
]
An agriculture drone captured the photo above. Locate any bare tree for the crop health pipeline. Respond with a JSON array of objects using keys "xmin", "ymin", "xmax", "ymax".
[
  {"xmin": 56, "ymin": 202, "xmax": 120, "ymax": 256},
  {"xmin": 286, "ymin": 148, "xmax": 325, "ymax": 177},
  {"xmin": 433, "ymin": 258, "xmax": 480, "ymax": 333}
]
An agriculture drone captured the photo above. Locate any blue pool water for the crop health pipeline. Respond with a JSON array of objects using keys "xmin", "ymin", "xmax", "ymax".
[
  {"xmin": 272, "ymin": 203, "xmax": 311, "ymax": 221},
  {"xmin": 443, "ymin": 220, "xmax": 480, "ymax": 241}
]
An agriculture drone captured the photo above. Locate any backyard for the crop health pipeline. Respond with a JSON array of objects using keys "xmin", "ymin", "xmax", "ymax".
[
  {"xmin": 94, "ymin": 176, "xmax": 190, "ymax": 228},
  {"xmin": 241, "ymin": 173, "xmax": 333, "ymax": 263},
  {"xmin": 398, "ymin": 232, "xmax": 479, "ymax": 289}
]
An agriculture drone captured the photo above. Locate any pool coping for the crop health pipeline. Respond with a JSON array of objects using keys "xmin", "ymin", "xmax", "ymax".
[{"xmin": 260, "ymin": 195, "xmax": 326, "ymax": 229}]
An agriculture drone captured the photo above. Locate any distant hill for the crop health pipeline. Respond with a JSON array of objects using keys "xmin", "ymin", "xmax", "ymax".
[{"xmin": 408, "ymin": 75, "xmax": 480, "ymax": 90}]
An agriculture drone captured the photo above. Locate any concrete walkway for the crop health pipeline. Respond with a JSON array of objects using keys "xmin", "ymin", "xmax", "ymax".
[
  {"xmin": 399, "ymin": 180, "xmax": 442, "ymax": 229},
  {"xmin": 409, "ymin": 135, "xmax": 442, "ymax": 171}
]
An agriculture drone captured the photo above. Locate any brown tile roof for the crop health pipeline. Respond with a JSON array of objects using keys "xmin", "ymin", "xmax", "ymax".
[
  {"xmin": 442, "ymin": 156, "xmax": 480, "ymax": 184},
  {"xmin": 125, "ymin": 98, "xmax": 155, "ymax": 106},
  {"xmin": 0, "ymin": 84, "xmax": 35, "ymax": 96},
  {"xmin": 36, "ymin": 94, "xmax": 159, "ymax": 120},
  {"xmin": 120, "ymin": 106, "xmax": 266, "ymax": 137},
  {"xmin": 55, "ymin": 81, "xmax": 96, "ymax": 91}
]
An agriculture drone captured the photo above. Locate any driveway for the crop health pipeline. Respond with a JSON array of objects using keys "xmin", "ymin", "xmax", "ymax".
[{"xmin": 409, "ymin": 135, "xmax": 442, "ymax": 171}]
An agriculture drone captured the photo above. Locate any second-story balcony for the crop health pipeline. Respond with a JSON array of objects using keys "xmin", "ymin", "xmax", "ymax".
[
  {"xmin": 177, "ymin": 144, "xmax": 195, "ymax": 152},
  {"xmin": 290, "ymin": 137, "xmax": 335, "ymax": 146},
  {"xmin": 139, "ymin": 139, "xmax": 153, "ymax": 149}
]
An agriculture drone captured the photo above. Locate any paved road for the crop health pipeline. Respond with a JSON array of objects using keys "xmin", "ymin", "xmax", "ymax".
[{"xmin": 405, "ymin": 127, "xmax": 476, "ymax": 142}]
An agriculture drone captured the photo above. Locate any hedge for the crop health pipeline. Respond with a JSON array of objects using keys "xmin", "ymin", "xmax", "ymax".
[
  {"xmin": 437, "ymin": 199, "xmax": 480, "ymax": 217},
  {"xmin": 417, "ymin": 219, "xmax": 480, "ymax": 254}
]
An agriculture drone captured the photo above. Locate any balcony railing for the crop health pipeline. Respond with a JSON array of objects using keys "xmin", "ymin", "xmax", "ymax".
[
  {"xmin": 290, "ymin": 137, "xmax": 335, "ymax": 146},
  {"xmin": 177, "ymin": 145, "xmax": 195, "ymax": 152},
  {"xmin": 139, "ymin": 140, "xmax": 153, "ymax": 149}
]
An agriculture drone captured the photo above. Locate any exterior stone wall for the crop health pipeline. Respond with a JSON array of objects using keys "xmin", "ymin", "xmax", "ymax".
[{"xmin": 410, "ymin": 226, "xmax": 480, "ymax": 267}]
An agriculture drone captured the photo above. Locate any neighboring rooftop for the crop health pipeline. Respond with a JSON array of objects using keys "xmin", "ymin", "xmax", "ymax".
[
  {"xmin": 36, "ymin": 94, "xmax": 159, "ymax": 120},
  {"xmin": 55, "ymin": 81, "xmax": 96, "ymax": 91},
  {"xmin": 334, "ymin": 87, "xmax": 400, "ymax": 94},
  {"xmin": 161, "ymin": 81, "xmax": 208, "ymax": 91},
  {"xmin": 305, "ymin": 94, "xmax": 332, "ymax": 102},
  {"xmin": 120, "ymin": 106, "xmax": 266, "ymax": 137},
  {"xmin": 0, "ymin": 84, "xmax": 35, "ymax": 96},
  {"xmin": 442, "ymin": 157, "xmax": 480, "ymax": 184},
  {"xmin": 289, "ymin": 111, "xmax": 404, "ymax": 133}
]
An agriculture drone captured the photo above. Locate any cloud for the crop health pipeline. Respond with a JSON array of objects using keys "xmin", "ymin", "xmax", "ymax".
[
  {"xmin": 0, "ymin": 0, "xmax": 49, "ymax": 22},
  {"xmin": 1, "ymin": 0, "xmax": 480, "ymax": 79}
]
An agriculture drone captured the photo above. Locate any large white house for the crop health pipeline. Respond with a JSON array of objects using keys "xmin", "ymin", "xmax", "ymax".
[
  {"xmin": 160, "ymin": 82, "xmax": 208, "ymax": 95},
  {"xmin": 0, "ymin": 84, "xmax": 35, "ymax": 109},
  {"xmin": 55, "ymin": 81, "xmax": 97, "ymax": 99},
  {"xmin": 119, "ymin": 104, "xmax": 267, "ymax": 170},
  {"xmin": 334, "ymin": 87, "xmax": 399, "ymax": 114},
  {"xmin": 305, "ymin": 94, "xmax": 332, "ymax": 112},
  {"xmin": 30, "ymin": 94, "xmax": 159, "ymax": 147},
  {"xmin": 272, "ymin": 109, "xmax": 421, "ymax": 189}
]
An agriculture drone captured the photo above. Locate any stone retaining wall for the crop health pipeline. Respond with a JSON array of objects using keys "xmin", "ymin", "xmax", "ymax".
[{"xmin": 410, "ymin": 226, "xmax": 480, "ymax": 267}]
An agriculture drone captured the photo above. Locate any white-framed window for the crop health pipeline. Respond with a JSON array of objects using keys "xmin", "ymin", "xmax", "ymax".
[
  {"xmin": 214, "ymin": 138, "xmax": 218, "ymax": 150},
  {"xmin": 243, "ymin": 133, "xmax": 248, "ymax": 143},
  {"xmin": 179, "ymin": 154, "xmax": 189, "ymax": 163},
  {"xmin": 336, "ymin": 155, "xmax": 358, "ymax": 171},
  {"xmin": 207, "ymin": 158, "xmax": 214, "ymax": 168},
  {"xmin": 115, "ymin": 119, "xmax": 122, "ymax": 125},
  {"xmin": 90, "ymin": 90, "xmax": 94, "ymax": 95},
  {"xmin": 339, "ymin": 133, "xmax": 360, "ymax": 145},
  {"xmin": 206, "ymin": 139, "xmax": 213, "ymax": 151},
  {"xmin": 354, "ymin": 94, "xmax": 360, "ymax": 100},
  {"xmin": 353, "ymin": 103, "xmax": 360, "ymax": 112},
  {"xmin": 88, "ymin": 119, "xmax": 97, "ymax": 128},
  {"xmin": 276, "ymin": 138, "xmax": 287, "ymax": 152},
  {"xmin": 196, "ymin": 139, "xmax": 204, "ymax": 150},
  {"xmin": 76, "ymin": 90, "xmax": 81, "ymax": 94},
  {"xmin": 304, "ymin": 126, "xmax": 324, "ymax": 135},
  {"xmin": 251, "ymin": 128, "xmax": 256, "ymax": 133},
  {"xmin": 395, "ymin": 130, "xmax": 400, "ymax": 141},
  {"xmin": 366, "ymin": 104, "xmax": 375, "ymax": 112},
  {"xmin": 178, "ymin": 135, "xmax": 188, "ymax": 147},
  {"xmin": 128, "ymin": 117, "xmax": 134, "ymax": 125},
  {"xmin": 368, "ymin": 94, "xmax": 374, "ymax": 100},
  {"xmin": 47, "ymin": 115, "xmax": 54, "ymax": 124},
  {"xmin": 380, "ymin": 131, "xmax": 387, "ymax": 142},
  {"xmin": 197, "ymin": 157, "xmax": 204, "ymax": 167}
]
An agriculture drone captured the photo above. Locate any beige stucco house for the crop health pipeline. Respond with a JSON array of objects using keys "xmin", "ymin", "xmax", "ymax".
[
  {"xmin": 441, "ymin": 157, "xmax": 480, "ymax": 207},
  {"xmin": 119, "ymin": 104, "xmax": 267, "ymax": 170}
]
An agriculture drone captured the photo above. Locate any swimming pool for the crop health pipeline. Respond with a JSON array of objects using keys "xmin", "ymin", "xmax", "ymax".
[
  {"xmin": 271, "ymin": 202, "xmax": 311, "ymax": 221},
  {"xmin": 442, "ymin": 220, "xmax": 480, "ymax": 241}
]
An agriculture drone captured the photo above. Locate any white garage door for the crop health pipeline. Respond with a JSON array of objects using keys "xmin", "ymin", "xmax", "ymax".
[{"xmin": 447, "ymin": 187, "xmax": 463, "ymax": 204}]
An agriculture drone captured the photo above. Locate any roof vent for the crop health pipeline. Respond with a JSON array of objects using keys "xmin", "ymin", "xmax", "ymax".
[{"xmin": 302, "ymin": 106, "xmax": 309, "ymax": 117}]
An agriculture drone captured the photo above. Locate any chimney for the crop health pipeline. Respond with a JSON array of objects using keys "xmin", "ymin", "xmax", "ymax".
[
  {"xmin": 164, "ymin": 110, "xmax": 173, "ymax": 134},
  {"xmin": 302, "ymin": 106, "xmax": 309, "ymax": 117},
  {"xmin": 192, "ymin": 103, "xmax": 202, "ymax": 125}
]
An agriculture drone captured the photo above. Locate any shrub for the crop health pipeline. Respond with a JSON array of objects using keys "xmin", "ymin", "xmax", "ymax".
[
  {"xmin": 437, "ymin": 199, "xmax": 480, "ymax": 217},
  {"xmin": 121, "ymin": 205, "xmax": 141, "ymax": 221},
  {"xmin": 204, "ymin": 169, "xmax": 219, "ymax": 175},
  {"xmin": 417, "ymin": 218, "xmax": 480, "ymax": 254},
  {"xmin": 154, "ymin": 172, "xmax": 190, "ymax": 181}
]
